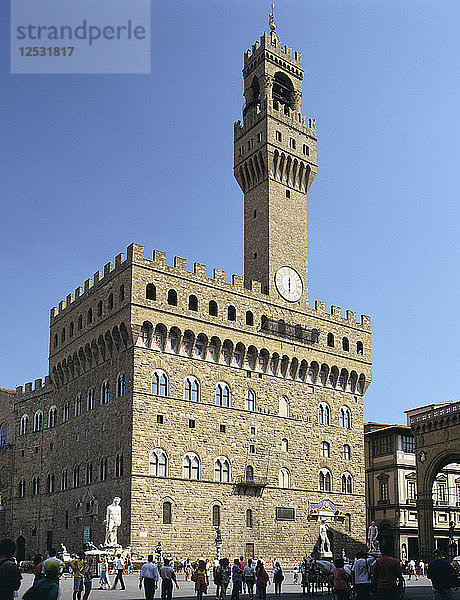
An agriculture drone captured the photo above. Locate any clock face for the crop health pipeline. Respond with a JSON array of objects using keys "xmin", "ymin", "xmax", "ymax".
[{"xmin": 275, "ymin": 266, "xmax": 303, "ymax": 302}]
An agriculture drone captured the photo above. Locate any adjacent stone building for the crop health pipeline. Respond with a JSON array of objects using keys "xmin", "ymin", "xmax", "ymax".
[
  {"xmin": 0, "ymin": 26, "xmax": 372, "ymax": 562},
  {"xmin": 365, "ymin": 414, "xmax": 460, "ymax": 561}
]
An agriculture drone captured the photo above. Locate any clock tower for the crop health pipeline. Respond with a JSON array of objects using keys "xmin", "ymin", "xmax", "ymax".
[{"xmin": 234, "ymin": 26, "xmax": 317, "ymax": 307}]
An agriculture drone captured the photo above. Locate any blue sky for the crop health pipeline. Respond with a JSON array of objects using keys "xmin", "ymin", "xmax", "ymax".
[{"xmin": 1, "ymin": 0, "xmax": 459, "ymax": 425}]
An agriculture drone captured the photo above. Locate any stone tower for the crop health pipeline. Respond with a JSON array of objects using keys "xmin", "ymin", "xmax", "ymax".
[{"xmin": 234, "ymin": 30, "xmax": 318, "ymax": 308}]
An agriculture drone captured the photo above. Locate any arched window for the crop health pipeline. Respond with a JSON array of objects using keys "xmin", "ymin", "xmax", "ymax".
[
  {"xmin": 273, "ymin": 71, "xmax": 294, "ymax": 109},
  {"xmin": 279, "ymin": 468, "xmax": 290, "ymax": 488},
  {"xmin": 20, "ymin": 414, "xmax": 28, "ymax": 436},
  {"xmin": 53, "ymin": 333, "xmax": 58, "ymax": 348},
  {"xmin": 245, "ymin": 390, "xmax": 256, "ymax": 411},
  {"xmin": 183, "ymin": 453, "xmax": 200, "ymax": 480},
  {"xmin": 281, "ymin": 438, "xmax": 289, "ymax": 452},
  {"xmin": 117, "ymin": 372, "xmax": 126, "ymax": 397},
  {"xmin": 228, "ymin": 306, "xmax": 236, "ymax": 321},
  {"xmin": 87, "ymin": 389, "xmax": 95, "ymax": 411},
  {"xmin": 167, "ymin": 289, "xmax": 177, "ymax": 306},
  {"xmin": 215, "ymin": 383, "xmax": 230, "ymax": 407},
  {"xmin": 357, "ymin": 341, "xmax": 363, "ymax": 355},
  {"xmin": 119, "ymin": 285, "xmax": 125, "ymax": 301},
  {"xmin": 246, "ymin": 311, "xmax": 254, "ymax": 326},
  {"xmin": 33, "ymin": 410, "xmax": 43, "ymax": 432},
  {"xmin": 321, "ymin": 441, "xmax": 330, "ymax": 458},
  {"xmin": 149, "ymin": 449, "xmax": 167, "ymax": 477},
  {"xmin": 108, "ymin": 293, "xmax": 114, "ymax": 309},
  {"xmin": 18, "ymin": 478, "xmax": 26, "ymax": 498},
  {"xmin": 62, "ymin": 403, "xmax": 70, "ymax": 422},
  {"xmin": 246, "ymin": 509, "xmax": 253, "ymax": 528},
  {"xmin": 212, "ymin": 504, "xmax": 221, "ymax": 527},
  {"xmin": 279, "ymin": 396, "xmax": 290, "ymax": 417},
  {"xmin": 101, "ymin": 380, "xmax": 110, "ymax": 405},
  {"xmin": 60, "ymin": 470, "xmax": 67, "ymax": 491},
  {"xmin": 0, "ymin": 422, "xmax": 7, "ymax": 447},
  {"xmin": 163, "ymin": 501, "xmax": 172, "ymax": 524},
  {"xmin": 188, "ymin": 295, "xmax": 198, "ymax": 311},
  {"xmin": 61, "ymin": 328, "xmax": 66, "ymax": 343},
  {"xmin": 245, "ymin": 465, "xmax": 254, "ymax": 482},
  {"xmin": 343, "ymin": 444, "xmax": 351, "ymax": 460},
  {"xmin": 146, "ymin": 284, "xmax": 156, "ymax": 300},
  {"xmin": 97, "ymin": 300, "xmax": 103, "ymax": 317},
  {"xmin": 69, "ymin": 322, "xmax": 74, "ymax": 337},
  {"xmin": 209, "ymin": 300, "xmax": 218, "ymax": 316},
  {"xmin": 319, "ymin": 468, "xmax": 332, "ymax": 492},
  {"xmin": 86, "ymin": 462, "xmax": 93, "ymax": 484},
  {"xmin": 327, "ymin": 333, "xmax": 334, "ymax": 347},
  {"xmin": 73, "ymin": 466, "xmax": 80, "ymax": 487},
  {"xmin": 87, "ymin": 308, "xmax": 93, "ymax": 324},
  {"xmin": 33, "ymin": 476, "xmax": 41, "ymax": 495},
  {"xmin": 115, "ymin": 453, "xmax": 124, "ymax": 477},
  {"xmin": 214, "ymin": 458, "xmax": 231, "ymax": 483},
  {"xmin": 342, "ymin": 472, "xmax": 353, "ymax": 494},
  {"xmin": 318, "ymin": 402, "xmax": 331, "ymax": 425},
  {"xmin": 184, "ymin": 376, "xmax": 199, "ymax": 402},
  {"xmin": 48, "ymin": 406, "xmax": 57, "ymax": 427},
  {"xmin": 47, "ymin": 473, "xmax": 55, "ymax": 493},
  {"xmin": 99, "ymin": 458, "xmax": 108, "ymax": 481},
  {"xmin": 78, "ymin": 315, "xmax": 83, "ymax": 330},
  {"xmin": 342, "ymin": 337, "xmax": 349, "ymax": 351},
  {"xmin": 74, "ymin": 395, "xmax": 82, "ymax": 417},
  {"xmin": 340, "ymin": 406, "xmax": 352, "ymax": 429},
  {"xmin": 152, "ymin": 370, "xmax": 168, "ymax": 396}
]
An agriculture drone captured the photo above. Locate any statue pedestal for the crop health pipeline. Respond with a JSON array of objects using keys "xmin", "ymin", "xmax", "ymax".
[
  {"xmin": 321, "ymin": 551, "xmax": 333, "ymax": 559},
  {"xmin": 369, "ymin": 550, "xmax": 382, "ymax": 559},
  {"xmin": 101, "ymin": 544, "xmax": 122, "ymax": 554}
]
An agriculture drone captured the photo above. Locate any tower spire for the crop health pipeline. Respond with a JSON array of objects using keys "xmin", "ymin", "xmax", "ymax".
[{"xmin": 269, "ymin": 2, "xmax": 276, "ymax": 33}]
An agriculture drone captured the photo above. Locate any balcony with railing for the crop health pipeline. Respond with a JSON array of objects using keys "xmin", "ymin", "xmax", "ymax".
[
  {"xmin": 233, "ymin": 476, "xmax": 268, "ymax": 497},
  {"xmin": 260, "ymin": 317, "xmax": 319, "ymax": 344}
]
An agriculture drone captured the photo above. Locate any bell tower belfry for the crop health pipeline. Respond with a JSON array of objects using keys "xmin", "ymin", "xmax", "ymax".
[{"xmin": 234, "ymin": 27, "xmax": 317, "ymax": 307}]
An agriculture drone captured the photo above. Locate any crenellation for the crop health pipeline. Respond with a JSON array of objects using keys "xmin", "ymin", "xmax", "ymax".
[
  {"xmin": 115, "ymin": 252, "xmax": 125, "ymax": 268},
  {"xmin": 127, "ymin": 242, "xmax": 145, "ymax": 263},
  {"xmin": 213, "ymin": 268, "xmax": 225, "ymax": 283},
  {"xmin": 24, "ymin": 382, "xmax": 32, "ymax": 393},
  {"xmin": 331, "ymin": 305, "xmax": 342, "ymax": 318},
  {"xmin": 103, "ymin": 262, "xmax": 113, "ymax": 276},
  {"xmin": 15, "ymin": 386, "xmax": 23, "ymax": 395},
  {"xmin": 194, "ymin": 262, "xmax": 206, "ymax": 278},
  {"xmin": 75, "ymin": 286, "xmax": 83, "ymax": 299},
  {"xmin": 93, "ymin": 270, "xmax": 102, "ymax": 284},
  {"xmin": 152, "ymin": 249, "xmax": 166, "ymax": 267},
  {"xmin": 83, "ymin": 278, "xmax": 92, "ymax": 293},
  {"xmin": 232, "ymin": 274, "xmax": 244, "ymax": 288},
  {"xmin": 361, "ymin": 315, "xmax": 371, "ymax": 328},
  {"xmin": 346, "ymin": 310, "xmax": 357, "ymax": 324},
  {"xmin": 58, "ymin": 300, "xmax": 66, "ymax": 313},
  {"xmin": 34, "ymin": 378, "xmax": 42, "ymax": 390},
  {"xmin": 249, "ymin": 280, "xmax": 261, "ymax": 293},
  {"xmin": 314, "ymin": 300, "xmax": 326, "ymax": 313},
  {"xmin": 174, "ymin": 256, "xmax": 187, "ymax": 271}
]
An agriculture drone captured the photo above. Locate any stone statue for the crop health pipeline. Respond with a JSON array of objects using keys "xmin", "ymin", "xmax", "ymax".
[
  {"xmin": 319, "ymin": 519, "xmax": 331, "ymax": 556},
  {"xmin": 104, "ymin": 497, "xmax": 122, "ymax": 547},
  {"xmin": 367, "ymin": 521, "xmax": 380, "ymax": 553}
]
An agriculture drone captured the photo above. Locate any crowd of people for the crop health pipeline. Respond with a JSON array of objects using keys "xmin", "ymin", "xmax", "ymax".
[{"xmin": 0, "ymin": 537, "xmax": 459, "ymax": 600}]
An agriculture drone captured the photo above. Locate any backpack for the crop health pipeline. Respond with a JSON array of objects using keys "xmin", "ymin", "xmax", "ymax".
[{"xmin": 0, "ymin": 558, "xmax": 22, "ymax": 594}]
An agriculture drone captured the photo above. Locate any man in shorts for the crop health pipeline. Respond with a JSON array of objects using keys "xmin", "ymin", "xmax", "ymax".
[{"xmin": 70, "ymin": 551, "xmax": 86, "ymax": 600}]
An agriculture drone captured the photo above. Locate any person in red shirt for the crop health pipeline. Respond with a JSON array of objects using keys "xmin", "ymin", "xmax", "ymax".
[
  {"xmin": 333, "ymin": 558, "xmax": 350, "ymax": 599},
  {"xmin": 371, "ymin": 551, "xmax": 404, "ymax": 600}
]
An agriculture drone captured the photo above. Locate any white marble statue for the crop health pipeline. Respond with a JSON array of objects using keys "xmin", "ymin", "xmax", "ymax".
[
  {"xmin": 319, "ymin": 519, "xmax": 331, "ymax": 556},
  {"xmin": 104, "ymin": 497, "xmax": 122, "ymax": 547},
  {"xmin": 367, "ymin": 521, "xmax": 380, "ymax": 553}
]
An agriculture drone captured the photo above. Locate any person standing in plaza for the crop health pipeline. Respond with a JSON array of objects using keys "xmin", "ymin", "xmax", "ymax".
[
  {"xmin": 139, "ymin": 554, "xmax": 159, "ymax": 600},
  {"xmin": 193, "ymin": 559, "xmax": 209, "ymax": 600},
  {"xmin": 32, "ymin": 554, "xmax": 43, "ymax": 585},
  {"xmin": 83, "ymin": 557, "xmax": 95, "ymax": 600},
  {"xmin": 160, "ymin": 558, "xmax": 179, "ymax": 600},
  {"xmin": 112, "ymin": 553, "xmax": 126, "ymax": 590},
  {"xmin": 427, "ymin": 549, "xmax": 457, "ymax": 600},
  {"xmin": 213, "ymin": 559, "xmax": 222, "ymax": 600},
  {"xmin": 41, "ymin": 549, "xmax": 64, "ymax": 580},
  {"xmin": 255, "ymin": 560, "xmax": 270, "ymax": 600},
  {"xmin": 0, "ymin": 539, "xmax": 22, "ymax": 600},
  {"xmin": 219, "ymin": 558, "xmax": 231, "ymax": 599},
  {"xmin": 231, "ymin": 558, "xmax": 243, "ymax": 600},
  {"xmin": 98, "ymin": 555, "xmax": 111, "ymax": 589},
  {"xmin": 239, "ymin": 556, "xmax": 248, "ymax": 595},
  {"xmin": 333, "ymin": 558, "xmax": 350, "ymax": 600},
  {"xmin": 273, "ymin": 562, "xmax": 284, "ymax": 597},
  {"xmin": 70, "ymin": 551, "xmax": 86, "ymax": 600},
  {"xmin": 243, "ymin": 558, "xmax": 256, "ymax": 600},
  {"xmin": 352, "ymin": 550, "xmax": 375, "ymax": 600},
  {"xmin": 371, "ymin": 550, "xmax": 404, "ymax": 600},
  {"xmin": 23, "ymin": 559, "xmax": 60, "ymax": 600}
]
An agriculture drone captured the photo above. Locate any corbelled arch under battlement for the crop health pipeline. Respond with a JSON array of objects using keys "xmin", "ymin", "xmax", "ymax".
[{"xmin": 408, "ymin": 402, "xmax": 460, "ymax": 561}]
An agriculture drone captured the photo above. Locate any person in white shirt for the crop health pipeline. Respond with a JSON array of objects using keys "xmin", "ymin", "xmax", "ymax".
[
  {"xmin": 352, "ymin": 550, "xmax": 375, "ymax": 600},
  {"xmin": 112, "ymin": 554, "xmax": 125, "ymax": 590},
  {"xmin": 160, "ymin": 558, "xmax": 178, "ymax": 600},
  {"xmin": 139, "ymin": 555, "xmax": 159, "ymax": 600},
  {"xmin": 41, "ymin": 549, "xmax": 65, "ymax": 578}
]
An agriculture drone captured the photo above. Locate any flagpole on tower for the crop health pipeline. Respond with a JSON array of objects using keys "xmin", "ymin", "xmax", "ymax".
[{"xmin": 269, "ymin": 2, "xmax": 276, "ymax": 33}]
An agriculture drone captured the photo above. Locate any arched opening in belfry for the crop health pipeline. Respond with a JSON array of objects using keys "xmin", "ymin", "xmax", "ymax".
[
  {"xmin": 251, "ymin": 76, "xmax": 260, "ymax": 105},
  {"xmin": 273, "ymin": 71, "xmax": 294, "ymax": 109}
]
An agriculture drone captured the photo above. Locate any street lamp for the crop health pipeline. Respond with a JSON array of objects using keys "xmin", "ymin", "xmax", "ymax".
[{"xmin": 215, "ymin": 527, "xmax": 222, "ymax": 561}]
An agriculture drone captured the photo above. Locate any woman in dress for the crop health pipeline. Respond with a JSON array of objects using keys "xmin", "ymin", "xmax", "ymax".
[{"xmin": 193, "ymin": 559, "xmax": 209, "ymax": 600}]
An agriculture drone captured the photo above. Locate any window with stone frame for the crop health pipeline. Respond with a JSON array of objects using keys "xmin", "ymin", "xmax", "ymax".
[
  {"xmin": 0, "ymin": 422, "xmax": 7, "ymax": 447},
  {"xmin": 212, "ymin": 504, "xmax": 221, "ymax": 527},
  {"xmin": 61, "ymin": 470, "xmax": 67, "ymax": 491},
  {"xmin": 341, "ymin": 472, "xmax": 353, "ymax": 494},
  {"xmin": 339, "ymin": 406, "xmax": 351, "ymax": 429},
  {"xmin": 99, "ymin": 458, "xmax": 108, "ymax": 481},
  {"xmin": 74, "ymin": 395, "xmax": 82, "ymax": 417},
  {"xmin": 321, "ymin": 441, "xmax": 330, "ymax": 458},
  {"xmin": 115, "ymin": 453, "xmax": 124, "ymax": 477},
  {"xmin": 279, "ymin": 468, "xmax": 290, "ymax": 488},
  {"xmin": 73, "ymin": 466, "xmax": 80, "ymax": 487},
  {"xmin": 379, "ymin": 480, "xmax": 389, "ymax": 502},
  {"xmin": 33, "ymin": 410, "xmax": 43, "ymax": 432},
  {"xmin": 33, "ymin": 476, "xmax": 40, "ymax": 495},
  {"xmin": 402, "ymin": 435, "xmax": 415, "ymax": 453},
  {"xmin": 47, "ymin": 474, "xmax": 55, "ymax": 494},
  {"xmin": 279, "ymin": 396, "xmax": 290, "ymax": 417},
  {"xmin": 117, "ymin": 372, "xmax": 126, "ymax": 398},
  {"xmin": 343, "ymin": 444, "xmax": 351, "ymax": 460},
  {"xmin": 100, "ymin": 380, "xmax": 110, "ymax": 405},
  {"xmin": 245, "ymin": 389, "xmax": 256, "ymax": 411},
  {"xmin": 183, "ymin": 453, "xmax": 200, "ymax": 480},
  {"xmin": 152, "ymin": 370, "xmax": 168, "ymax": 397},
  {"xmin": 86, "ymin": 462, "xmax": 93, "ymax": 484},
  {"xmin": 20, "ymin": 414, "xmax": 28, "ymax": 435},
  {"xmin": 146, "ymin": 283, "xmax": 156, "ymax": 300},
  {"xmin": 184, "ymin": 376, "xmax": 199, "ymax": 402},
  {"xmin": 281, "ymin": 438, "xmax": 289, "ymax": 452},
  {"xmin": 163, "ymin": 501, "xmax": 172, "ymax": 524},
  {"xmin": 48, "ymin": 406, "xmax": 57, "ymax": 427},
  {"xmin": 318, "ymin": 402, "xmax": 330, "ymax": 425},
  {"xmin": 319, "ymin": 468, "xmax": 332, "ymax": 492},
  {"xmin": 214, "ymin": 458, "xmax": 231, "ymax": 483},
  {"xmin": 87, "ymin": 389, "xmax": 95, "ymax": 411},
  {"xmin": 18, "ymin": 478, "xmax": 26, "ymax": 498},
  {"xmin": 149, "ymin": 449, "xmax": 167, "ymax": 477},
  {"xmin": 215, "ymin": 383, "xmax": 230, "ymax": 407},
  {"xmin": 246, "ymin": 509, "xmax": 253, "ymax": 528}
]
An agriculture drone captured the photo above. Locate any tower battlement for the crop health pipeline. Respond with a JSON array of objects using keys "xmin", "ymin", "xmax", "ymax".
[{"xmin": 244, "ymin": 32, "xmax": 303, "ymax": 70}]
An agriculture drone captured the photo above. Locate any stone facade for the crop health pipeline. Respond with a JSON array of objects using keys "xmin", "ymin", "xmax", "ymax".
[{"xmin": 0, "ymin": 28, "xmax": 372, "ymax": 563}]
